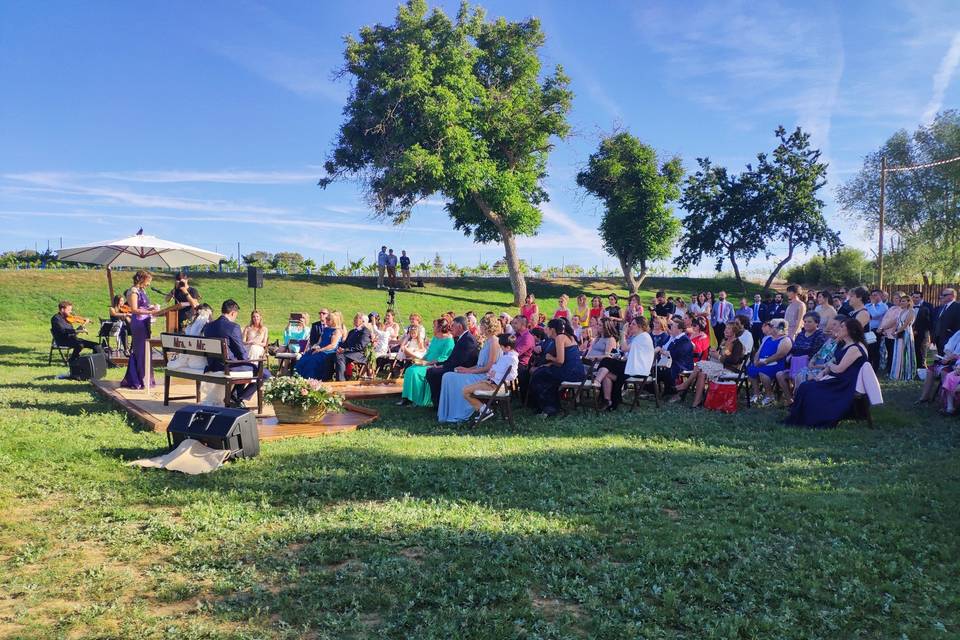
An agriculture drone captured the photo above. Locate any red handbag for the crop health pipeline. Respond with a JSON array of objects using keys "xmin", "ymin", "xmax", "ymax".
[{"xmin": 704, "ymin": 381, "xmax": 738, "ymax": 413}]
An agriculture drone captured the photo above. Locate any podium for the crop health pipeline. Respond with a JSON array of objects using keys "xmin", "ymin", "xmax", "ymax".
[{"xmin": 164, "ymin": 307, "xmax": 180, "ymax": 332}]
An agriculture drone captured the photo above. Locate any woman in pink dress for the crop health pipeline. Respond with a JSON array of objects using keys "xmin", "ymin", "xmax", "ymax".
[{"xmin": 519, "ymin": 294, "xmax": 538, "ymax": 324}]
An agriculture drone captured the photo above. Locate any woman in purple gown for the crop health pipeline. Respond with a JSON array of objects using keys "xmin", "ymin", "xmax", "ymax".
[
  {"xmin": 121, "ymin": 270, "xmax": 161, "ymax": 389},
  {"xmin": 786, "ymin": 317, "xmax": 868, "ymax": 429}
]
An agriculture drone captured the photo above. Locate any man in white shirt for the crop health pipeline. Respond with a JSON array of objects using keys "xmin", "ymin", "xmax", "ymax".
[
  {"xmin": 376, "ymin": 246, "xmax": 388, "ymax": 289},
  {"xmin": 735, "ymin": 315, "xmax": 754, "ymax": 354},
  {"xmin": 463, "ymin": 333, "xmax": 519, "ymax": 423}
]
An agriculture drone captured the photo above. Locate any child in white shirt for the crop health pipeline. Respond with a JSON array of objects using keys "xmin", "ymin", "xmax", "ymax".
[{"xmin": 462, "ymin": 333, "xmax": 519, "ymax": 423}]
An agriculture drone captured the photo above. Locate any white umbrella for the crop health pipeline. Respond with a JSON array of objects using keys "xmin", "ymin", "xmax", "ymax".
[{"xmin": 58, "ymin": 230, "xmax": 226, "ymax": 301}]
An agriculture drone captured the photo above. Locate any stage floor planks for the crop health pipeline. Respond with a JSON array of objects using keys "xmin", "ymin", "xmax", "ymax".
[{"xmin": 91, "ymin": 377, "xmax": 381, "ymax": 441}]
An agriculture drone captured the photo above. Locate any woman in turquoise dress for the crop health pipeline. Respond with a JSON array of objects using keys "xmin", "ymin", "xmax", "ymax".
[
  {"xmin": 437, "ymin": 316, "xmax": 502, "ymax": 422},
  {"xmin": 399, "ymin": 319, "xmax": 455, "ymax": 407},
  {"xmin": 294, "ymin": 311, "xmax": 343, "ymax": 380}
]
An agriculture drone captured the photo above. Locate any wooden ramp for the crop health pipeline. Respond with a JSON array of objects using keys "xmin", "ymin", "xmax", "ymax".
[{"xmin": 91, "ymin": 377, "xmax": 379, "ymax": 441}]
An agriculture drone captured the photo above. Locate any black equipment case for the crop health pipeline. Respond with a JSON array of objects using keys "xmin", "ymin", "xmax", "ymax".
[
  {"xmin": 166, "ymin": 405, "xmax": 260, "ymax": 459},
  {"xmin": 70, "ymin": 352, "xmax": 107, "ymax": 380}
]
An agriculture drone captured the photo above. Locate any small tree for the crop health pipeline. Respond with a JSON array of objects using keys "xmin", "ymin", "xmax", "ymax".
[
  {"xmin": 319, "ymin": 0, "xmax": 573, "ymax": 304},
  {"xmin": 272, "ymin": 251, "xmax": 306, "ymax": 273},
  {"xmin": 243, "ymin": 251, "xmax": 274, "ymax": 269},
  {"xmin": 577, "ymin": 132, "xmax": 683, "ymax": 293}
]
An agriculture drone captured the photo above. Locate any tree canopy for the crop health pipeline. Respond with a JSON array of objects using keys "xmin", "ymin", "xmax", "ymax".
[
  {"xmin": 576, "ymin": 132, "xmax": 682, "ymax": 293},
  {"xmin": 675, "ymin": 126, "xmax": 839, "ymax": 292},
  {"xmin": 320, "ymin": 0, "xmax": 572, "ymax": 304},
  {"xmin": 837, "ymin": 110, "xmax": 960, "ymax": 283}
]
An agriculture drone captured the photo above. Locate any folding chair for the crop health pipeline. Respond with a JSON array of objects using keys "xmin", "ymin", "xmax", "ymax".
[
  {"xmin": 717, "ymin": 355, "xmax": 752, "ymax": 408},
  {"xmin": 624, "ymin": 360, "xmax": 661, "ymax": 410},
  {"xmin": 48, "ymin": 329, "xmax": 73, "ymax": 365},
  {"xmin": 470, "ymin": 370, "xmax": 517, "ymax": 428},
  {"xmin": 559, "ymin": 365, "xmax": 603, "ymax": 415}
]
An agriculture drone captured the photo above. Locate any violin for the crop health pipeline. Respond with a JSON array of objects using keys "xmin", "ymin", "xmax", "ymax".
[{"xmin": 66, "ymin": 313, "xmax": 90, "ymax": 325}]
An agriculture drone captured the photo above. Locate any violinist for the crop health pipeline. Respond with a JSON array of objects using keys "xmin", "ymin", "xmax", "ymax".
[
  {"xmin": 109, "ymin": 294, "xmax": 131, "ymax": 354},
  {"xmin": 51, "ymin": 300, "xmax": 104, "ymax": 363}
]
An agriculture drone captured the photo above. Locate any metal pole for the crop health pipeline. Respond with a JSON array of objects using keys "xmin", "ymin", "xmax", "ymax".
[{"xmin": 878, "ymin": 156, "xmax": 886, "ymax": 288}]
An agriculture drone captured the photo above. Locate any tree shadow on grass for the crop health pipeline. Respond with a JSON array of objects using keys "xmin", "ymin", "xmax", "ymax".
[{"xmin": 0, "ymin": 345, "xmax": 33, "ymax": 355}]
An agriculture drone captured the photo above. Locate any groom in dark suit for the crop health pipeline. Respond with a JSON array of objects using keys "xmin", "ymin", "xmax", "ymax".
[
  {"xmin": 202, "ymin": 299, "xmax": 270, "ymax": 407},
  {"xmin": 426, "ymin": 316, "xmax": 479, "ymax": 407}
]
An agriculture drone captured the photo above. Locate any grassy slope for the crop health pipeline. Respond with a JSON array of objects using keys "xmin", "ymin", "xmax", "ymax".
[{"xmin": 0, "ymin": 270, "xmax": 958, "ymax": 639}]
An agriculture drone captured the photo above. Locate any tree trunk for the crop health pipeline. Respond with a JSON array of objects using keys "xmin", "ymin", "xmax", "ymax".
[
  {"xmin": 472, "ymin": 193, "xmax": 528, "ymax": 305},
  {"xmin": 619, "ymin": 256, "xmax": 639, "ymax": 294},
  {"xmin": 728, "ymin": 250, "xmax": 747, "ymax": 295},
  {"xmin": 763, "ymin": 243, "xmax": 795, "ymax": 292},
  {"xmin": 636, "ymin": 259, "xmax": 649, "ymax": 289}
]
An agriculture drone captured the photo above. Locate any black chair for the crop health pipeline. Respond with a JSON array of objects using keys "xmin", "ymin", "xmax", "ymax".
[
  {"xmin": 48, "ymin": 329, "xmax": 73, "ymax": 365},
  {"xmin": 624, "ymin": 360, "xmax": 662, "ymax": 410},
  {"xmin": 470, "ymin": 370, "xmax": 517, "ymax": 428},
  {"xmin": 716, "ymin": 355, "xmax": 752, "ymax": 408}
]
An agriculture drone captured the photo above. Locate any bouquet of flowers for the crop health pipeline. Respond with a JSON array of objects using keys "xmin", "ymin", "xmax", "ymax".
[{"xmin": 262, "ymin": 375, "xmax": 345, "ymax": 413}]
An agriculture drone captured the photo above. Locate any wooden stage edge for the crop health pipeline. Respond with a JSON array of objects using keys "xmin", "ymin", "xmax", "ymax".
[{"xmin": 90, "ymin": 378, "xmax": 382, "ymax": 441}]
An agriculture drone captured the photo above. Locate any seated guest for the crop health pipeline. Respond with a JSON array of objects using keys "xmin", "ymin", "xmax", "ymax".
[
  {"xmin": 407, "ymin": 313, "xmax": 426, "ymax": 341},
  {"xmin": 916, "ymin": 329, "xmax": 960, "ymax": 404},
  {"xmin": 529, "ymin": 318, "xmax": 584, "ymax": 417},
  {"xmin": 294, "ymin": 311, "xmax": 344, "ymax": 380},
  {"xmin": 367, "ymin": 312, "xmax": 392, "ymax": 358},
  {"xmin": 438, "ymin": 315, "xmax": 503, "ymax": 422},
  {"xmin": 594, "ymin": 316, "xmax": 654, "ymax": 410},
  {"xmin": 184, "ymin": 303, "xmax": 213, "ymax": 337},
  {"xmin": 334, "ymin": 312, "xmax": 373, "ymax": 381},
  {"xmin": 623, "ymin": 294, "xmax": 644, "ymax": 324},
  {"xmin": 382, "ymin": 310, "xmax": 401, "ymax": 343},
  {"xmin": 398, "ymin": 318, "xmax": 455, "ymax": 407},
  {"xmin": 735, "ymin": 314, "xmax": 754, "ymax": 355},
  {"xmin": 656, "ymin": 318, "xmax": 694, "ymax": 399},
  {"xmin": 673, "ymin": 297, "xmax": 687, "ymax": 316},
  {"xmin": 201, "ymin": 299, "xmax": 271, "ymax": 407},
  {"xmin": 584, "ymin": 319, "xmax": 618, "ymax": 363},
  {"xmin": 499, "ymin": 312, "xmax": 515, "ymax": 335},
  {"xmin": 784, "ymin": 315, "xmax": 841, "ymax": 392},
  {"xmin": 787, "ymin": 317, "xmax": 869, "ymax": 428},
  {"xmin": 589, "ymin": 296, "xmax": 604, "ymax": 322},
  {"xmin": 554, "ymin": 294, "xmax": 571, "ymax": 320},
  {"xmin": 650, "ymin": 315, "xmax": 670, "ymax": 348},
  {"xmin": 463, "ymin": 333, "xmax": 520, "ymax": 423},
  {"xmin": 396, "ymin": 323, "xmax": 428, "ymax": 361},
  {"xmin": 465, "ymin": 311, "xmax": 479, "ymax": 337},
  {"xmin": 308, "ymin": 309, "xmax": 330, "ymax": 347},
  {"xmin": 747, "ymin": 318, "xmax": 792, "ymax": 406},
  {"xmin": 652, "ymin": 291, "xmax": 675, "ymax": 318},
  {"xmin": 51, "ymin": 300, "xmax": 103, "ymax": 363},
  {"xmin": 108, "ymin": 294, "xmax": 131, "ymax": 354},
  {"xmin": 672, "ymin": 323, "xmax": 745, "ymax": 407},
  {"xmin": 242, "ymin": 310, "xmax": 269, "ymax": 361},
  {"xmin": 689, "ymin": 316, "xmax": 710, "ymax": 361},
  {"xmin": 511, "ymin": 315, "xmax": 535, "ymax": 400},
  {"xmin": 425, "ymin": 316, "xmax": 480, "ymax": 407},
  {"xmin": 282, "ymin": 316, "xmax": 309, "ymax": 351},
  {"xmin": 604, "ymin": 294, "xmax": 622, "ymax": 320}
]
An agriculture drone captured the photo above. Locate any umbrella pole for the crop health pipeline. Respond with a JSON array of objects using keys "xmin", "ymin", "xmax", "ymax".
[{"xmin": 107, "ymin": 266, "xmax": 115, "ymax": 304}]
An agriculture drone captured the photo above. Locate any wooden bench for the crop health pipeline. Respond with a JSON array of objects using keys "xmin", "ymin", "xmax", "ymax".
[{"xmin": 160, "ymin": 332, "xmax": 266, "ymax": 413}]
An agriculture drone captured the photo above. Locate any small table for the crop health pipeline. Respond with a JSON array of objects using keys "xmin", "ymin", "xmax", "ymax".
[{"xmin": 274, "ymin": 352, "xmax": 301, "ymax": 375}]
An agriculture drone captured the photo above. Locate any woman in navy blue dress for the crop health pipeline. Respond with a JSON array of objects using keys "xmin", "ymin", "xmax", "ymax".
[
  {"xmin": 786, "ymin": 317, "xmax": 868, "ymax": 429},
  {"xmin": 529, "ymin": 318, "xmax": 584, "ymax": 417}
]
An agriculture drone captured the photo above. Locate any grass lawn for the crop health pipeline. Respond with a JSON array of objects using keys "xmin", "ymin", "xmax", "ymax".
[{"xmin": 0, "ymin": 270, "xmax": 958, "ymax": 639}]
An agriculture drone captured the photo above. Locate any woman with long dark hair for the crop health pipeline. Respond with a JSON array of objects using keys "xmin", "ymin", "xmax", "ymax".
[
  {"xmin": 121, "ymin": 270, "xmax": 164, "ymax": 389},
  {"xmin": 786, "ymin": 317, "xmax": 868, "ymax": 428},
  {"xmin": 528, "ymin": 317, "xmax": 584, "ymax": 417}
]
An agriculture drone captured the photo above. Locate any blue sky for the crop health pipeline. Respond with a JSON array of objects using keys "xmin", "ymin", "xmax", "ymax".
[{"xmin": 2, "ymin": 0, "xmax": 959, "ymax": 275}]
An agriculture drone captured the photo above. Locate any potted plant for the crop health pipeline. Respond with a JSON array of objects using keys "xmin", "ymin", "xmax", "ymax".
[{"xmin": 263, "ymin": 375, "xmax": 345, "ymax": 423}]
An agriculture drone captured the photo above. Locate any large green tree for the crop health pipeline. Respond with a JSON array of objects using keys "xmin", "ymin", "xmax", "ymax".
[
  {"xmin": 837, "ymin": 110, "xmax": 960, "ymax": 283},
  {"xmin": 674, "ymin": 159, "xmax": 761, "ymax": 293},
  {"xmin": 676, "ymin": 126, "xmax": 839, "ymax": 292},
  {"xmin": 319, "ymin": 0, "xmax": 572, "ymax": 304},
  {"xmin": 576, "ymin": 133, "xmax": 683, "ymax": 293}
]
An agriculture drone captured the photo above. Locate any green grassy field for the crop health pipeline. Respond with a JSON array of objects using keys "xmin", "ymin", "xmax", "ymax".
[{"xmin": 0, "ymin": 270, "xmax": 957, "ymax": 639}]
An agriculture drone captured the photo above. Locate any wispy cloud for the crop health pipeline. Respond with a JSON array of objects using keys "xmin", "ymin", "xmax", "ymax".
[
  {"xmin": 634, "ymin": 1, "xmax": 844, "ymax": 153},
  {"xmin": 532, "ymin": 202, "xmax": 606, "ymax": 257},
  {"xmin": 212, "ymin": 45, "xmax": 347, "ymax": 103},
  {"xmin": 5, "ymin": 169, "xmax": 320, "ymax": 185},
  {"xmin": 922, "ymin": 31, "xmax": 960, "ymax": 123}
]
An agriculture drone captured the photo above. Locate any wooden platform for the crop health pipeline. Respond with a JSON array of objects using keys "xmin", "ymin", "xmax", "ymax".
[
  {"xmin": 324, "ymin": 378, "xmax": 403, "ymax": 399},
  {"xmin": 91, "ymin": 377, "xmax": 379, "ymax": 441}
]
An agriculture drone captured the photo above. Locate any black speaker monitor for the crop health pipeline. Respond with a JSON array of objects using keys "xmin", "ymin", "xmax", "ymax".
[
  {"xmin": 166, "ymin": 405, "xmax": 259, "ymax": 459},
  {"xmin": 69, "ymin": 352, "xmax": 107, "ymax": 380},
  {"xmin": 247, "ymin": 266, "xmax": 263, "ymax": 289}
]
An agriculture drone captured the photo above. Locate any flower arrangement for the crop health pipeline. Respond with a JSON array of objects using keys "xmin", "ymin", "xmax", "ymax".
[{"xmin": 263, "ymin": 375, "xmax": 345, "ymax": 414}]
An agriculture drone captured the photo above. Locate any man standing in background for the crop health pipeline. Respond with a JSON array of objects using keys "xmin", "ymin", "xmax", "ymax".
[
  {"xmin": 711, "ymin": 290, "xmax": 734, "ymax": 342},
  {"xmin": 386, "ymin": 248, "xmax": 398, "ymax": 288},
  {"xmin": 376, "ymin": 246, "xmax": 388, "ymax": 289},
  {"xmin": 911, "ymin": 291, "xmax": 933, "ymax": 367},
  {"xmin": 399, "ymin": 250, "xmax": 411, "ymax": 288}
]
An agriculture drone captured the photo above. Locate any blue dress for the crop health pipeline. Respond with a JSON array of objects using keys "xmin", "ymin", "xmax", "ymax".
[
  {"xmin": 437, "ymin": 339, "xmax": 493, "ymax": 422},
  {"xmin": 747, "ymin": 336, "xmax": 786, "ymax": 379},
  {"xmin": 294, "ymin": 327, "xmax": 340, "ymax": 380},
  {"xmin": 529, "ymin": 341, "xmax": 585, "ymax": 416},
  {"xmin": 787, "ymin": 343, "xmax": 867, "ymax": 429}
]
